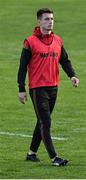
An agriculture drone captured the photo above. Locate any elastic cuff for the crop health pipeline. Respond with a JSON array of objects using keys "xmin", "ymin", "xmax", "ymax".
[{"xmin": 18, "ymin": 85, "xmax": 26, "ymax": 92}]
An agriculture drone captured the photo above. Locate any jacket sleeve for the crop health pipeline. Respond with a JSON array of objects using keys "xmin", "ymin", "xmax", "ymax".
[
  {"xmin": 17, "ymin": 46, "xmax": 32, "ymax": 92},
  {"xmin": 59, "ymin": 46, "xmax": 76, "ymax": 78}
]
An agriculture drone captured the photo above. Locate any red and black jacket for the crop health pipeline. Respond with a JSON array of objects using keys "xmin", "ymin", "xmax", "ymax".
[{"xmin": 18, "ymin": 27, "xmax": 75, "ymax": 92}]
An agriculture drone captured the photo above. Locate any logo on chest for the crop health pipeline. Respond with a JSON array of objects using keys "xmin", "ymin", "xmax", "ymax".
[{"xmin": 40, "ymin": 52, "xmax": 58, "ymax": 58}]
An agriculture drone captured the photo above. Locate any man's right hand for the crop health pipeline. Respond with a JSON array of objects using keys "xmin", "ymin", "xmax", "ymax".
[{"xmin": 18, "ymin": 92, "xmax": 27, "ymax": 104}]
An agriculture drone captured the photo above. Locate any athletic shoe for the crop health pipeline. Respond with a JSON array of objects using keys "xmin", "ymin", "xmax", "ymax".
[
  {"xmin": 52, "ymin": 157, "xmax": 68, "ymax": 166},
  {"xmin": 26, "ymin": 154, "xmax": 40, "ymax": 162}
]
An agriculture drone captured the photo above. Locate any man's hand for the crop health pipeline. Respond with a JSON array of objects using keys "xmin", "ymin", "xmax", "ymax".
[
  {"xmin": 71, "ymin": 77, "xmax": 79, "ymax": 87},
  {"xmin": 18, "ymin": 92, "xmax": 27, "ymax": 104}
]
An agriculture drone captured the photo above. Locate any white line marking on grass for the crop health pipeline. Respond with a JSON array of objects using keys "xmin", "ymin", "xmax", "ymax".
[{"xmin": 0, "ymin": 131, "xmax": 67, "ymax": 141}]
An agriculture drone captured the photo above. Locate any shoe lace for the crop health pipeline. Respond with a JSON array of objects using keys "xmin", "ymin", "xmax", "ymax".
[{"xmin": 54, "ymin": 157, "xmax": 63, "ymax": 162}]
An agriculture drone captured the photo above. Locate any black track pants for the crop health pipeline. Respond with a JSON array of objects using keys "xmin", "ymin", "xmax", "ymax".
[{"xmin": 29, "ymin": 86, "xmax": 58, "ymax": 159}]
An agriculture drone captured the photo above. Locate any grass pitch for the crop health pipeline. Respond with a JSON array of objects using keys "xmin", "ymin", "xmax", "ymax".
[{"xmin": 0, "ymin": 0, "xmax": 86, "ymax": 179}]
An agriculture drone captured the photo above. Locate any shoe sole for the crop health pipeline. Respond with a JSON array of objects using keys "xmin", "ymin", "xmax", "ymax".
[
  {"xmin": 52, "ymin": 160, "xmax": 68, "ymax": 166},
  {"xmin": 26, "ymin": 157, "xmax": 40, "ymax": 162}
]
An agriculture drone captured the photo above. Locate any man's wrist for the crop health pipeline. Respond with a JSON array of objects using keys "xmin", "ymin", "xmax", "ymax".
[{"xmin": 71, "ymin": 76, "xmax": 76, "ymax": 79}]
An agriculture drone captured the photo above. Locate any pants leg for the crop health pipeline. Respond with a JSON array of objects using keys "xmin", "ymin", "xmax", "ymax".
[
  {"xmin": 29, "ymin": 121, "xmax": 42, "ymax": 153},
  {"xmin": 29, "ymin": 87, "xmax": 57, "ymax": 159}
]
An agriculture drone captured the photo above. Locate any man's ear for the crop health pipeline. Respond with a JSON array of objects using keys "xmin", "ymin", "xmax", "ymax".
[{"xmin": 37, "ymin": 19, "xmax": 40, "ymax": 26}]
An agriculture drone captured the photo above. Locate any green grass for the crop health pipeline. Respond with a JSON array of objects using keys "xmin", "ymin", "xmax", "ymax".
[{"xmin": 0, "ymin": 0, "xmax": 86, "ymax": 179}]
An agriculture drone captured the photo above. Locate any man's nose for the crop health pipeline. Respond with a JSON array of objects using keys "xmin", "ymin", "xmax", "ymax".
[{"xmin": 50, "ymin": 19, "xmax": 53, "ymax": 23}]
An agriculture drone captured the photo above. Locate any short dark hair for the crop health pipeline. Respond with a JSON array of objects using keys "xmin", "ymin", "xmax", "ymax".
[{"xmin": 37, "ymin": 8, "xmax": 53, "ymax": 19}]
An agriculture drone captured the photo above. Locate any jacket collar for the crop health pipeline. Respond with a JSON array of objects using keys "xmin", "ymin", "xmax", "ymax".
[{"xmin": 33, "ymin": 26, "xmax": 54, "ymax": 45}]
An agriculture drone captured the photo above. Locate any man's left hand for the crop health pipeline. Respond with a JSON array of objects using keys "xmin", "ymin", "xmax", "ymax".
[{"xmin": 71, "ymin": 77, "xmax": 79, "ymax": 87}]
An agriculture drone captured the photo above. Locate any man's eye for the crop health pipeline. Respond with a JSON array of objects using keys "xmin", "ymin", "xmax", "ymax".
[
  {"xmin": 45, "ymin": 18, "xmax": 53, "ymax": 21},
  {"xmin": 45, "ymin": 18, "xmax": 49, "ymax": 20}
]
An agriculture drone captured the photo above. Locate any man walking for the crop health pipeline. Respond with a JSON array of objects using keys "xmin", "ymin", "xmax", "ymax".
[{"xmin": 17, "ymin": 8, "xmax": 79, "ymax": 166}]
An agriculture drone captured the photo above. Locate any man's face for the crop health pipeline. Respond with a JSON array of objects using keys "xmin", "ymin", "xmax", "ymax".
[{"xmin": 38, "ymin": 13, "xmax": 54, "ymax": 31}]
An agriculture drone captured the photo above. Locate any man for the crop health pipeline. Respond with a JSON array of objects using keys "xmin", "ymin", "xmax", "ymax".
[{"xmin": 17, "ymin": 8, "xmax": 79, "ymax": 166}]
